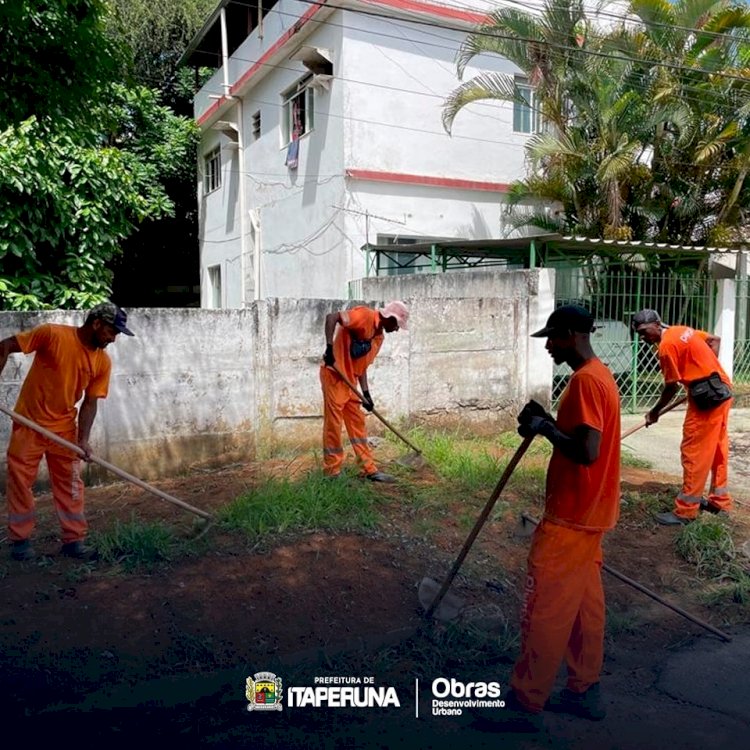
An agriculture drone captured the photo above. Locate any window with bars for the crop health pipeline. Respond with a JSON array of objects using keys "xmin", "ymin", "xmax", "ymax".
[
  {"xmin": 252, "ymin": 110, "xmax": 261, "ymax": 141},
  {"xmin": 203, "ymin": 146, "xmax": 221, "ymax": 193},
  {"xmin": 513, "ymin": 78, "xmax": 539, "ymax": 134},
  {"xmin": 281, "ymin": 76, "xmax": 314, "ymax": 146}
]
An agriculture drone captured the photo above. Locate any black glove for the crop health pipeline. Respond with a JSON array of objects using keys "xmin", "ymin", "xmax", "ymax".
[
  {"xmin": 517, "ymin": 415, "xmax": 554, "ymax": 439},
  {"xmin": 323, "ymin": 344, "xmax": 335, "ymax": 367},
  {"xmin": 517, "ymin": 399, "xmax": 553, "ymax": 426},
  {"xmin": 361, "ymin": 390, "xmax": 374, "ymax": 412}
]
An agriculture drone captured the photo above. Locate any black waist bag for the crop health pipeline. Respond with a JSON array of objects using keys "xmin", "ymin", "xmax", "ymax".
[
  {"xmin": 350, "ymin": 338, "xmax": 372, "ymax": 360},
  {"xmin": 689, "ymin": 372, "xmax": 732, "ymax": 410}
]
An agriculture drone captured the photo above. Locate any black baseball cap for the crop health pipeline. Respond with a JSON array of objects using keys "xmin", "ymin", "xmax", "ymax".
[
  {"xmin": 531, "ymin": 304, "xmax": 595, "ymax": 338},
  {"xmin": 631, "ymin": 309, "xmax": 662, "ymax": 331},
  {"xmin": 89, "ymin": 302, "xmax": 135, "ymax": 336}
]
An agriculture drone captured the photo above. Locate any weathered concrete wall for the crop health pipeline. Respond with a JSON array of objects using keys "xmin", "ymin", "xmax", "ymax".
[
  {"xmin": 360, "ymin": 267, "xmax": 555, "ymax": 406},
  {"xmin": 0, "ymin": 270, "xmax": 552, "ymax": 483}
]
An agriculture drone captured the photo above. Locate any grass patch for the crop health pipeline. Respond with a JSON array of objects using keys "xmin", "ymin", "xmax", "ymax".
[
  {"xmin": 703, "ymin": 573, "xmax": 750, "ymax": 607},
  {"xmin": 220, "ymin": 471, "xmax": 380, "ymax": 538},
  {"xmin": 419, "ymin": 432, "xmax": 503, "ymax": 490},
  {"xmin": 605, "ymin": 605, "xmax": 640, "ymax": 637},
  {"xmin": 619, "ymin": 489, "xmax": 667, "ymax": 518},
  {"xmin": 496, "ymin": 431, "xmax": 553, "ymax": 458},
  {"xmin": 675, "ymin": 515, "xmax": 736, "ymax": 577},
  {"xmin": 91, "ymin": 518, "xmax": 177, "ymax": 572},
  {"xmin": 621, "ymin": 451, "xmax": 652, "ymax": 469},
  {"xmin": 675, "ymin": 516, "xmax": 750, "ymax": 610}
]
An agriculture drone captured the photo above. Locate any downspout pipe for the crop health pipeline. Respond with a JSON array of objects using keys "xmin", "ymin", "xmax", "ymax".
[
  {"xmin": 249, "ymin": 209, "xmax": 262, "ymax": 301},
  {"xmin": 220, "ymin": 7, "xmax": 231, "ymax": 97},
  {"xmin": 236, "ymin": 101, "xmax": 247, "ymax": 308}
]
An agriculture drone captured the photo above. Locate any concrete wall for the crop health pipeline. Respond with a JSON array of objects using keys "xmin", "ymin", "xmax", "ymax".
[
  {"xmin": 0, "ymin": 270, "xmax": 551, "ymax": 483},
  {"xmin": 360, "ymin": 267, "xmax": 556, "ymax": 404}
]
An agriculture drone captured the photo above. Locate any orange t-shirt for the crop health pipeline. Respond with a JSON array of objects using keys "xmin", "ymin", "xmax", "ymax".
[
  {"xmin": 14, "ymin": 324, "xmax": 111, "ymax": 432},
  {"xmin": 544, "ymin": 358, "xmax": 621, "ymax": 531},
  {"xmin": 657, "ymin": 326, "xmax": 731, "ymax": 387},
  {"xmin": 330, "ymin": 306, "xmax": 384, "ymax": 382}
]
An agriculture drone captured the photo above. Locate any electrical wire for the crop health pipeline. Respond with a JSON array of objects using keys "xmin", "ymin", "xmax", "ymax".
[
  {"xmin": 285, "ymin": 0, "xmax": 750, "ymax": 85},
  {"xmin": 185, "ymin": 3, "xmax": 750, "ymax": 125}
]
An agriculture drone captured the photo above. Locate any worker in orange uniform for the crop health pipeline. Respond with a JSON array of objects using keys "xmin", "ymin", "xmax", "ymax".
[
  {"xmin": 491, "ymin": 305, "xmax": 620, "ymax": 732},
  {"xmin": 632, "ymin": 309, "xmax": 733, "ymax": 525},
  {"xmin": 320, "ymin": 301, "xmax": 409, "ymax": 482},
  {"xmin": 0, "ymin": 302, "xmax": 134, "ymax": 561}
]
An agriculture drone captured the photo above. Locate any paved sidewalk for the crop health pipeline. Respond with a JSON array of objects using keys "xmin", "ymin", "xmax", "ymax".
[{"xmin": 620, "ymin": 405, "xmax": 750, "ymax": 497}]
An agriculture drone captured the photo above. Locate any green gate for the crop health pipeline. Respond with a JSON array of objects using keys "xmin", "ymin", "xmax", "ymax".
[
  {"xmin": 734, "ymin": 262, "xmax": 750, "ymax": 385},
  {"xmin": 550, "ymin": 255, "xmax": 716, "ymax": 412}
]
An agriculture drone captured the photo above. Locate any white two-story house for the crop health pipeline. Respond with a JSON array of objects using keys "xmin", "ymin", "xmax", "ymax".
[{"xmin": 183, "ymin": 0, "xmax": 539, "ymax": 307}]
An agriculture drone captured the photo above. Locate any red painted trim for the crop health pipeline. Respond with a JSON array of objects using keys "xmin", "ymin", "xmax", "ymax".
[
  {"xmin": 231, "ymin": 3, "xmax": 324, "ymax": 96},
  {"xmin": 362, "ymin": 0, "xmax": 486, "ymax": 25},
  {"xmin": 197, "ymin": 97, "xmax": 226, "ymax": 126},
  {"xmin": 196, "ymin": 0, "xmax": 488, "ymax": 127},
  {"xmin": 197, "ymin": 2, "xmax": 326, "ymax": 126},
  {"xmin": 346, "ymin": 169, "xmax": 510, "ymax": 193}
]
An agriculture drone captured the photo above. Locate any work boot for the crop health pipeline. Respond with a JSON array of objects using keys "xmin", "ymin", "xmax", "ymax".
[
  {"xmin": 10, "ymin": 540, "xmax": 36, "ymax": 561},
  {"xmin": 470, "ymin": 689, "xmax": 542, "ymax": 733},
  {"xmin": 655, "ymin": 511, "xmax": 691, "ymax": 526},
  {"xmin": 366, "ymin": 471, "xmax": 396, "ymax": 483},
  {"xmin": 700, "ymin": 499, "xmax": 730, "ymax": 518},
  {"xmin": 547, "ymin": 683, "xmax": 606, "ymax": 721},
  {"xmin": 60, "ymin": 541, "xmax": 99, "ymax": 562}
]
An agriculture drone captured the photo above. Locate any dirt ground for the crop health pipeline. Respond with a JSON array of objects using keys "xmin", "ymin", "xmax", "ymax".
[{"xmin": 1, "ymin": 449, "xmax": 749, "ymax": 748}]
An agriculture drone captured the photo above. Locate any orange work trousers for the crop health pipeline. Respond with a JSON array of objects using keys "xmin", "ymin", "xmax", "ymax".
[
  {"xmin": 510, "ymin": 519, "xmax": 605, "ymax": 712},
  {"xmin": 675, "ymin": 398, "xmax": 732, "ymax": 520},
  {"xmin": 320, "ymin": 366, "xmax": 377, "ymax": 477},
  {"xmin": 6, "ymin": 423, "xmax": 86, "ymax": 543}
]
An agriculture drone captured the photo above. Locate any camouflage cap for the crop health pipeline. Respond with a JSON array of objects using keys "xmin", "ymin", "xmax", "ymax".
[
  {"xmin": 631, "ymin": 309, "xmax": 662, "ymax": 331},
  {"xmin": 89, "ymin": 301, "xmax": 134, "ymax": 336}
]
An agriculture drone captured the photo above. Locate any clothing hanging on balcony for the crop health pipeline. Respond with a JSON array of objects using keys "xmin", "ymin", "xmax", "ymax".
[{"xmin": 285, "ymin": 98, "xmax": 302, "ymax": 169}]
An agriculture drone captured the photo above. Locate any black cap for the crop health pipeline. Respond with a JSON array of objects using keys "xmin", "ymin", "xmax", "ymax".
[
  {"xmin": 531, "ymin": 304, "xmax": 595, "ymax": 338},
  {"xmin": 631, "ymin": 309, "xmax": 661, "ymax": 331},
  {"xmin": 89, "ymin": 301, "xmax": 135, "ymax": 336}
]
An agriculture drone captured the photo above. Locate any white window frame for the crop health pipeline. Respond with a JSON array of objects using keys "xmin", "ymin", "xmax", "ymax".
[
  {"xmin": 203, "ymin": 146, "xmax": 221, "ymax": 193},
  {"xmin": 207, "ymin": 264, "xmax": 222, "ymax": 309},
  {"xmin": 513, "ymin": 78, "xmax": 539, "ymax": 135},
  {"xmin": 281, "ymin": 75, "xmax": 314, "ymax": 146}
]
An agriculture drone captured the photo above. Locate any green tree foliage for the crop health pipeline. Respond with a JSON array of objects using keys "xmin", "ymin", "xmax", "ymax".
[
  {"xmin": 444, "ymin": 0, "xmax": 750, "ymax": 246},
  {"xmin": 0, "ymin": 87, "xmax": 197, "ymax": 310},
  {"xmin": 0, "ymin": 0, "xmax": 123, "ymax": 129},
  {"xmin": 0, "ymin": 0, "xmax": 200, "ymax": 310},
  {"xmin": 104, "ymin": 0, "xmax": 217, "ymax": 307},
  {"xmin": 108, "ymin": 0, "xmax": 216, "ymax": 94}
]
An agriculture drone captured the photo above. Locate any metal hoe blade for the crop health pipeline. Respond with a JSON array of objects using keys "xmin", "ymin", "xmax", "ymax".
[{"xmin": 418, "ymin": 577, "xmax": 465, "ymax": 622}]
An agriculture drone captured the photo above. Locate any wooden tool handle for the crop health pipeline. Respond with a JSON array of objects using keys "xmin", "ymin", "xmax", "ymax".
[
  {"xmin": 0, "ymin": 405, "xmax": 212, "ymax": 520},
  {"xmin": 425, "ymin": 436, "xmax": 534, "ymax": 619},
  {"xmin": 329, "ymin": 365, "xmax": 423, "ymax": 455},
  {"xmin": 620, "ymin": 395, "xmax": 688, "ymax": 440},
  {"xmin": 520, "ymin": 513, "xmax": 731, "ymax": 642}
]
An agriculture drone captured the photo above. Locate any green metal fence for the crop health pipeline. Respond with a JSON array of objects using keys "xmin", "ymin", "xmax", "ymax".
[
  {"xmin": 735, "ymin": 268, "xmax": 750, "ymax": 385},
  {"xmin": 550, "ymin": 257, "xmax": 715, "ymax": 412}
]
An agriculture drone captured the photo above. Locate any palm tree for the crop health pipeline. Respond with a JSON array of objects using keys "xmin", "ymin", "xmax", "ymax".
[
  {"xmin": 443, "ymin": 0, "xmax": 750, "ymax": 245},
  {"xmin": 623, "ymin": 0, "xmax": 750, "ymax": 244}
]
